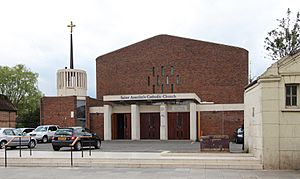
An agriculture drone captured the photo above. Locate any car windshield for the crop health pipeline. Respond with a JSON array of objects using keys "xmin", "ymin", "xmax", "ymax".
[
  {"xmin": 34, "ymin": 126, "xmax": 47, "ymax": 132},
  {"xmin": 13, "ymin": 129, "xmax": 23, "ymax": 136},
  {"xmin": 55, "ymin": 129, "xmax": 73, "ymax": 135}
]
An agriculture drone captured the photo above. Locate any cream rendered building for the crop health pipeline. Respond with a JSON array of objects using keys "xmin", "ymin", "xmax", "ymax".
[{"xmin": 244, "ymin": 51, "xmax": 300, "ymax": 169}]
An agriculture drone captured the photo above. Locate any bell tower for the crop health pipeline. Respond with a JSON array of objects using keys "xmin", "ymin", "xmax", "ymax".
[{"xmin": 57, "ymin": 21, "xmax": 87, "ymax": 96}]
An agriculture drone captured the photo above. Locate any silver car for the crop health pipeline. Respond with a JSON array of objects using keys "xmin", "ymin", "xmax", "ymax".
[
  {"xmin": 0, "ymin": 128, "xmax": 37, "ymax": 149},
  {"xmin": 28, "ymin": 125, "xmax": 58, "ymax": 143}
]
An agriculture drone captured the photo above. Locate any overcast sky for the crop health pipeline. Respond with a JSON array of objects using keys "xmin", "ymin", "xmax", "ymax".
[{"xmin": 0, "ymin": 0, "xmax": 299, "ymax": 98}]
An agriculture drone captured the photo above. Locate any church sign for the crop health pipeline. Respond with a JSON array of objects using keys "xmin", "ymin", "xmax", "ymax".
[
  {"xmin": 120, "ymin": 94, "xmax": 177, "ymax": 100},
  {"xmin": 103, "ymin": 93, "xmax": 201, "ymax": 103}
]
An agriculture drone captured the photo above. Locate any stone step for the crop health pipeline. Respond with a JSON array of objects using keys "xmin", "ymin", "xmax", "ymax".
[{"xmin": 0, "ymin": 156, "xmax": 262, "ymax": 169}]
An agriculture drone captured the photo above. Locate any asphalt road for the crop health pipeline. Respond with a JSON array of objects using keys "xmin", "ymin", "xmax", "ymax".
[{"xmin": 1, "ymin": 167, "xmax": 299, "ymax": 179}]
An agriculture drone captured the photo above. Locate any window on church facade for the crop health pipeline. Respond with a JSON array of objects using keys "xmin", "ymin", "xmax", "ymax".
[
  {"xmin": 161, "ymin": 66, "xmax": 164, "ymax": 76},
  {"xmin": 152, "ymin": 67, "xmax": 155, "ymax": 77},
  {"xmin": 161, "ymin": 84, "xmax": 164, "ymax": 93},
  {"xmin": 147, "ymin": 76, "xmax": 150, "ymax": 86},
  {"xmin": 176, "ymin": 75, "xmax": 180, "ymax": 85},
  {"xmin": 157, "ymin": 75, "xmax": 160, "ymax": 85},
  {"xmin": 171, "ymin": 66, "xmax": 174, "ymax": 76},
  {"xmin": 166, "ymin": 75, "xmax": 169, "ymax": 85}
]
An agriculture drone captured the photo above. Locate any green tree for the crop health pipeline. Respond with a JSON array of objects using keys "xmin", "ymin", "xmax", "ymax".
[
  {"xmin": 264, "ymin": 8, "xmax": 300, "ymax": 60},
  {"xmin": 0, "ymin": 64, "xmax": 42, "ymax": 127}
]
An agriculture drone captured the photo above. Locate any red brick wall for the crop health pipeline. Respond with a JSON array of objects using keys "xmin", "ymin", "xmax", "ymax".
[
  {"xmin": 85, "ymin": 97, "xmax": 103, "ymax": 130},
  {"xmin": 200, "ymin": 111, "xmax": 244, "ymax": 140},
  {"xmin": 96, "ymin": 35, "xmax": 248, "ymax": 104},
  {"xmin": 0, "ymin": 111, "xmax": 16, "ymax": 128},
  {"xmin": 40, "ymin": 96, "xmax": 77, "ymax": 128},
  {"xmin": 90, "ymin": 113, "xmax": 104, "ymax": 140}
]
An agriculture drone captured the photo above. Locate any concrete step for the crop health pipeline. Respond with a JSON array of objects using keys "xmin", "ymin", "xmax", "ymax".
[{"xmin": 0, "ymin": 154, "xmax": 262, "ymax": 169}]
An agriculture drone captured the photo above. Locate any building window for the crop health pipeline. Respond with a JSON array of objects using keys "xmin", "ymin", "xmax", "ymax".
[
  {"xmin": 161, "ymin": 66, "xmax": 164, "ymax": 76},
  {"xmin": 166, "ymin": 75, "xmax": 169, "ymax": 85},
  {"xmin": 152, "ymin": 67, "xmax": 155, "ymax": 77},
  {"xmin": 147, "ymin": 76, "xmax": 150, "ymax": 86},
  {"xmin": 161, "ymin": 84, "xmax": 164, "ymax": 93},
  {"xmin": 171, "ymin": 84, "xmax": 174, "ymax": 93},
  {"xmin": 157, "ymin": 75, "xmax": 160, "ymax": 85},
  {"xmin": 286, "ymin": 84, "xmax": 298, "ymax": 106},
  {"xmin": 171, "ymin": 66, "xmax": 174, "ymax": 76},
  {"xmin": 176, "ymin": 75, "xmax": 180, "ymax": 85},
  {"xmin": 153, "ymin": 85, "xmax": 155, "ymax": 93}
]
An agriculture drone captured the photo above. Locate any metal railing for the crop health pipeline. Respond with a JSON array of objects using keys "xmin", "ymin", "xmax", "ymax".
[
  {"xmin": 3, "ymin": 136, "xmax": 34, "ymax": 168},
  {"xmin": 3, "ymin": 135, "xmax": 96, "ymax": 167},
  {"xmin": 69, "ymin": 136, "xmax": 94, "ymax": 167}
]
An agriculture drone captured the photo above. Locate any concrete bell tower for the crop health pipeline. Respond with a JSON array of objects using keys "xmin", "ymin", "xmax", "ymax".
[{"xmin": 57, "ymin": 21, "xmax": 87, "ymax": 96}]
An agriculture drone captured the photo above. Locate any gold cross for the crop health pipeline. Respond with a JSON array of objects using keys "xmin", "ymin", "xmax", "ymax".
[{"xmin": 67, "ymin": 21, "xmax": 76, "ymax": 33}]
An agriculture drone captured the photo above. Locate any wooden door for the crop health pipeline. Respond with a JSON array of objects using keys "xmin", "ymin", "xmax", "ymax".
[
  {"xmin": 168, "ymin": 112, "xmax": 190, "ymax": 140},
  {"xmin": 123, "ymin": 113, "xmax": 131, "ymax": 139},
  {"xmin": 140, "ymin": 113, "xmax": 160, "ymax": 139},
  {"xmin": 111, "ymin": 113, "xmax": 131, "ymax": 140}
]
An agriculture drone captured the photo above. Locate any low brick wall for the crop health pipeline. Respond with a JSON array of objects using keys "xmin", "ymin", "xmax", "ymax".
[{"xmin": 200, "ymin": 135, "xmax": 229, "ymax": 151}]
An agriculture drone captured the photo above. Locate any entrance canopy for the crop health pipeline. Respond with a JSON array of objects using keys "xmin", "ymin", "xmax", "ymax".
[{"xmin": 103, "ymin": 93, "xmax": 201, "ymax": 104}]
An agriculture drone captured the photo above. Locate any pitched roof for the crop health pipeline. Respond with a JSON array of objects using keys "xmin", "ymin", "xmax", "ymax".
[{"xmin": 0, "ymin": 94, "xmax": 17, "ymax": 112}]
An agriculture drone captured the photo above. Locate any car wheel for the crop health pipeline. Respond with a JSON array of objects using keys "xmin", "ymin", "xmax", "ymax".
[
  {"xmin": 95, "ymin": 140, "xmax": 101, "ymax": 149},
  {"xmin": 28, "ymin": 140, "xmax": 36, "ymax": 148},
  {"xmin": 0, "ymin": 140, "xmax": 7, "ymax": 149},
  {"xmin": 74, "ymin": 141, "xmax": 82, "ymax": 151},
  {"xmin": 42, "ymin": 136, "xmax": 48, "ymax": 143},
  {"xmin": 52, "ymin": 146, "xmax": 60, "ymax": 151}
]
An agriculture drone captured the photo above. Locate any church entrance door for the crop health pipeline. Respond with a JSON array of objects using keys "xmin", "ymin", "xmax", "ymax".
[
  {"xmin": 168, "ymin": 112, "xmax": 190, "ymax": 140},
  {"xmin": 112, "ymin": 113, "xmax": 131, "ymax": 140},
  {"xmin": 140, "ymin": 113, "xmax": 160, "ymax": 139}
]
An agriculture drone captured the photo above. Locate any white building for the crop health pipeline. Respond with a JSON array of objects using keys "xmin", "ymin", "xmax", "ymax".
[{"xmin": 244, "ymin": 51, "xmax": 300, "ymax": 169}]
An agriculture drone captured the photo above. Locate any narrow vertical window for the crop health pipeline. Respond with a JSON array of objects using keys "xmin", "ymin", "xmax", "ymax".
[
  {"xmin": 171, "ymin": 66, "xmax": 174, "ymax": 76},
  {"xmin": 166, "ymin": 75, "xmax": 169, "ymax": 85},
  {"xmin": 161, "ymin": 84, "xmax": 164, "ymax": 93},
  {"xmin": 152, "ymin": 85, "xmax": 155, "ymax": 93},
  {"xmin": 152, "ymin": 67, "xmax": 155, "ymax": 77},
  {"xmin": 171, "ymin": 84, "xmax": 174, "ymax": 93},
  {"xmin": 176, "ymin": 75, "xmax": 180, "ymax": 85},
  {"xmin": 286, "ymin": 84, "xmax": 297, "ymax": 106},
  {"xmin": 147, "ymin": 76, "xmax": 150, "ymax": 86},
  {"xmin": 157, "ymin": 75, "xmax": 160, "ymax": 85},
  {"xmin": 161, "ymin": 66, "xmax": 164, "ymax": 76}
]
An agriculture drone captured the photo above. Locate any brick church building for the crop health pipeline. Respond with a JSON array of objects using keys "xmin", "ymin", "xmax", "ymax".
[{"xmin": 41, "ymin": 34, "xmax": 248, "ymax": 142}]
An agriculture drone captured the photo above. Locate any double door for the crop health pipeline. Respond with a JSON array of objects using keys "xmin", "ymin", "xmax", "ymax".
[
  {"xmin": 140, "ymin": 113, "xmax": 160, "ymax": 139},
  {"xmin": 168, "ymin": 112, "xmax": 190, "ymax": 140},
  {"xmin": 112, "ymin": 113, "xmax": 131, "ymax": 140}
]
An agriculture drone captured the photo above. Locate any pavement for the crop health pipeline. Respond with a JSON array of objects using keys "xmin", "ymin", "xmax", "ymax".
[{"xmin": 1, "ymin": 167, "xmax": 300, "ymax": 179}]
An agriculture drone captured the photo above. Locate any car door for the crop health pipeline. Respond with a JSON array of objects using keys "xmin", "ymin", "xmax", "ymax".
[
  {"xmin": 81, "ymin": 128, "xmax": 93, "ymax": 147},
  {"xmin": 3, "ymin": 129, "xmax": 19, "ymax": 146},
  {"xmin": 48, "ymin": 126, "xmax": 58, "ymax": 138}
]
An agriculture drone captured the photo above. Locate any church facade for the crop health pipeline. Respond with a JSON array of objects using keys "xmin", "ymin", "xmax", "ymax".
[{"xmin": 41, "ymin": 34, "xmax": 248, "ymax": 142}]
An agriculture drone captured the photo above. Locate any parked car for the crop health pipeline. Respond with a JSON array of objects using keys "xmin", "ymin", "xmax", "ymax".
[
  {"xmin": 28, "ymin": 125, "xmax": 59, "ymax": 143},
  {"xmin": 52, "ymin": 127, "xmax": 101, "ymax": 151},
  {"xmin": 14, "ymin": 128, "xmax": 35, "ymax": 136},
  {"xmin": 234, "ymin": 127, "xmax": 244, "ymax": 144},
  {"xmin": 0, "ymin": 128, "xmax": 37, "ymax": 149}
]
